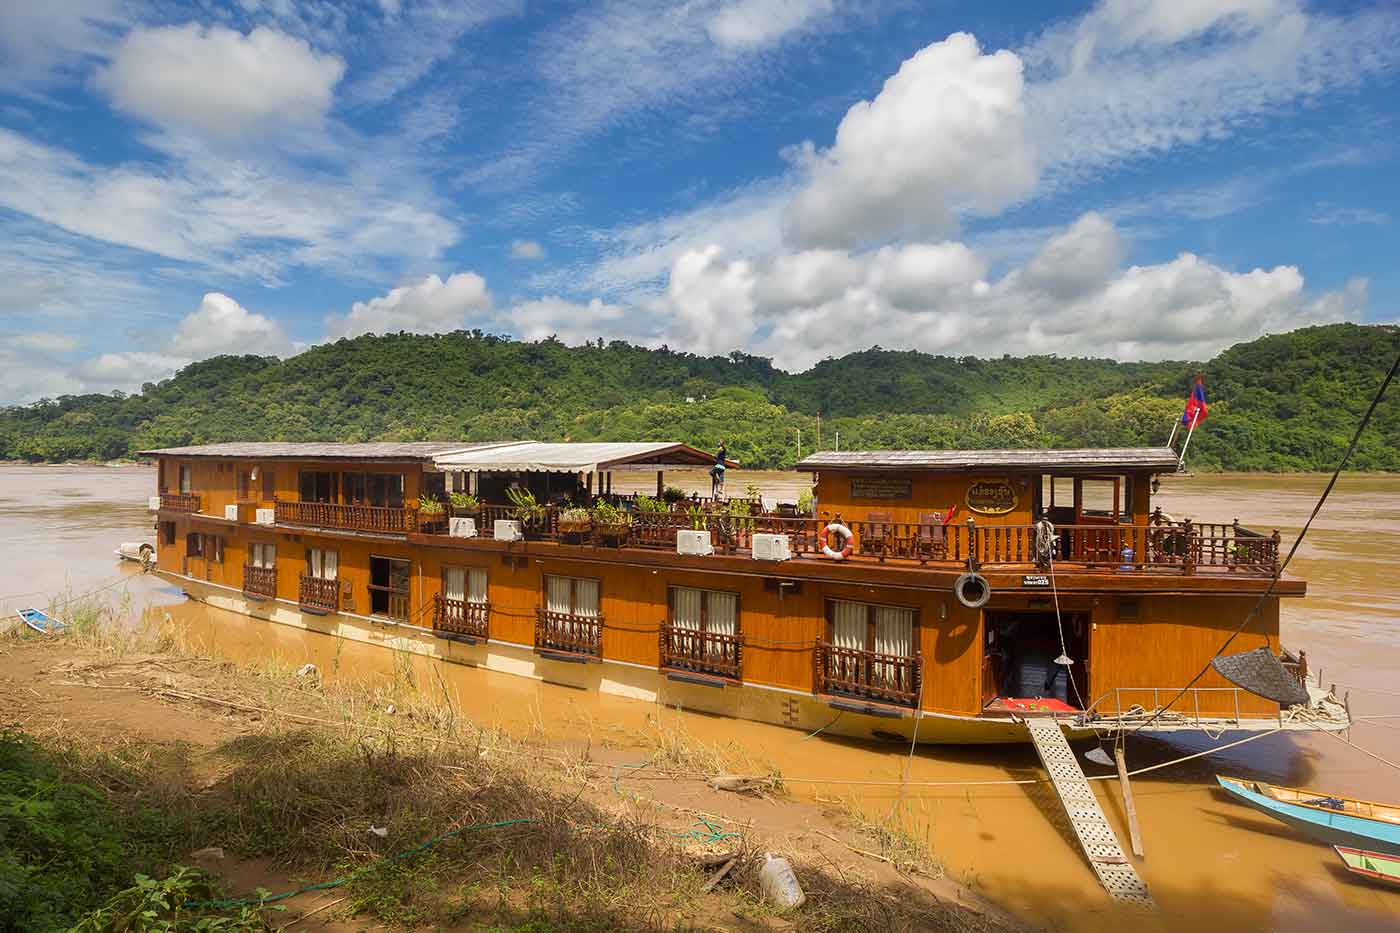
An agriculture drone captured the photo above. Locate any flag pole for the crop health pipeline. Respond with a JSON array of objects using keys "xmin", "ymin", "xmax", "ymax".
[
  {"xmin": 1166, "ymin": 418, "xmax": 1180, "ymax": 450},
  {"xmin": 1177, "ymin": 409, "xmax": 1202, "ymax": 471}
]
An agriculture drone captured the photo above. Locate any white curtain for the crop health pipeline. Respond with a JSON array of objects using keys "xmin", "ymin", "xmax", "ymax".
[
  {"xmin": 324, "ymin": 549, "xmax": 337, "ymax": 580},
  {"xmin": 308, "ymin": 548, "xmax": 337, "ymax": 580},
  {"xmin": 706, "ymin": 592, "xmax": 737, "ymax": 637},
  {"xmin": 672, "ymin": 588, "xmax": 702, "ymax": 629},
  {"xmin": 546, "ymin": 575, "xmax": 572, "ymax": 614},
  {"xmin": 251, "ymin": 543, "xmax": 275, "ymax": 569},
  {"xmin": 831, "ymin": 600, "xmax": 866, "ymax": 650},
  {"xmin": 874, "ymin": 606, "xmax": 913, "ymax": 658},
  {"xmin": 467, "ymin": 568, "xmax": 487, "ymax": 604},
  {"xmin": 574, "ymin": 578, "xmax": 599, "ymax": 618},
  {"xmin": 444, "ymin": 567, "xmax": 465, "ymax": 601}
]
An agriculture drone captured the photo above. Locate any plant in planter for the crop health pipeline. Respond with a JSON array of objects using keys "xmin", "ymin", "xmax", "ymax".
[
  {"xmin": 686, "ymin": 503, "xmax": 707, "ymax": 531},
  {"xmin": 416, "ymin": 494, "xmax": 447, "ymax": 532},
  {"xmin": 557, "ymin": 506, "xmax": 592, "ymax": 535},
  {"xmin": 448, "ymin": 491, "xmax": 479, "ymax": 513},
  {"xmin": 635, "ymin": 495, "xmax": 666, "ymax": 513},
  {"xmin": 506, "ymin": 487, "xmax": 545, "ymax": 534},
  {"xmin": 796, "ymin": 489, "xmax": 814, "ymax": 516},
  {"xmin": 662, "ymin": 486, "xmax": 688, "ymax": 506},
  {"xmin": 591, "ymin": 501, "xmax": 631, "ymax": 541}
]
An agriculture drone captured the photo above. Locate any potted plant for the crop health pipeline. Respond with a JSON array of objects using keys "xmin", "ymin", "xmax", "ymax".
[
  {"xmin": 506, "ymin": 487, "xmax": 545, "ymax": 537},
  {"xmin": 662, "ymin": 486, "xmax": 688, "ymax": 507},
  {"xmin": 448, "ymin": 491, "xmax": 479, "ymax": 516},
  {"xmin": 416, "ymin": 494, "xmax": 447, "ymax": 533},
  {"xmin": 557, "ymin": 506, "xmax": 592, "ymax": 535},
  {"xmin": 591, "ymin": 500, "xmax": 631, "ymax": 542}
]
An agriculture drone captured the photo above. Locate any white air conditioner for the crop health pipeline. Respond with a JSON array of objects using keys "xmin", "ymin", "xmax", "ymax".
[
  {"xmin": 751, "ymin": 533, "xmax": 792, "ymax": 562},
  {"xmin": 449, "ymin": 517, "xmax": 478, "ymax": 538},
  {"xmin": 255, "ymin": 508, "xmax": 275, "ymax": 525},
  {"xmin": 494, "ymin": 519, "xmax": 523, "ymax": 542},
  {"xmin": 148, "ymin": 496, "xmax": 161, "ymax": 512},
  {"xmin": 224, "ymin": 504, "xmax": 240, "ymax": 522},
  {"xmin": 676, "ymin": 529, "xmax": 713, "ymax": 556}
]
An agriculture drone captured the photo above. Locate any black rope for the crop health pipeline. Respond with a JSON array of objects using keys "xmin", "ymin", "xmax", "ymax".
[{"xmin": 1131, "ymin": 347, "xmax": 1400, "ymax": 734}]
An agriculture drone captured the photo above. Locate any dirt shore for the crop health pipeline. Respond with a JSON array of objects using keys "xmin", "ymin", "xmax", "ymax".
[{"xmin": 0, "ymin": 633, "xmax": 1020, "ymax": 931}]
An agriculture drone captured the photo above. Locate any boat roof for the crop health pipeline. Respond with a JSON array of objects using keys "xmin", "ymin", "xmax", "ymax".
[
  {"xmin": 137, "ymin": 441, "xmax": 518, "ymax": 461},
  {"xmin": 793, "ymin": 447, "xmax": 1181, "ymax": 474},
  {"xmin": 433, "ymin": 441, "xmax": 731, "ymax": 473}
]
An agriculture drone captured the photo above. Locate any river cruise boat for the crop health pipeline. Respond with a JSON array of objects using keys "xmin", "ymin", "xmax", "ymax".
[{"xmin": 141, "ymin": 440, "xmax": 1348, "ymax": 744}]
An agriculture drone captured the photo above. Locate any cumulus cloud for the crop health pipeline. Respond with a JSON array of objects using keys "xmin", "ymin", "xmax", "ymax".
[
  {"xmin": 706, "ymin": 0, "xmax": 836, "ymax": 49},
  {"xmin": 506, "ymin": 296, "xmax": 635, "ymax": 343},
  {"xmin": 784, "ymin": 33, "xmax": 1036, "ymax": 248},
  {"xmin": 510, "ymin": 239, "xmax": 545, "ymax": 260},
  {"xmin": 99, "ymin": 25, "xmax": 346, "ymax": 139},
  {"xmin": 325, "ymin": 272, "xmax": 493, "ymax": 338},
  {"xmin": 0, "ymin": 0, "xmax": 125, "ymax": 92}
]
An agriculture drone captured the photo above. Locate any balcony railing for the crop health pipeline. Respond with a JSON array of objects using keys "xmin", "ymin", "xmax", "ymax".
[
  {"xmin": 817, "ymin": 643, "xmax": 921, "ymax": 708},
  {"xmin": 243, "ymin": 564, "xmax": 276, "ymax": 600},
  {"xmin": 660, "ymin": 624, "xmax": 741, "ymax": 680},
  {"xmin": 274, "ymin": 499, "xmax": 416, "ymax": 534},
  {"xmin": 424, "ymin": 504, "xmax": 1282, "ymax": 576},
  {"xmin": 433, "ymin": 594, "xmax": 489, "ymax": 640},
  {"xmin": 298, "ymin": 574, "xmax": 339, "ymax": 614},
  {"xmin": 160, "ymin": 492, "xmax": 202, "ymax": 513},
  {"xmin": 535, "ymin": 608, "xmax": 601, "ymax": 658}
]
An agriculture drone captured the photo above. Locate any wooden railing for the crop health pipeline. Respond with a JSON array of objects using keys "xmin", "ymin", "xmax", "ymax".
[
  {"xmin": 367, "ymin": 584, "xmax": 410, "ymax": 622},
  {"xmin": 433, "ymin": 594, "xmax": 489, "ymax": 640},
  {"xmin": 243, "ymin": 564, "xmax": 276, "ymax": 599},
  {"xmin": 817, "ymin": 643, "xmax": 921, "ymax": 708},
  {"xmin": 298, "ymin": 574, "xmax": 339, "ymax": 613},
  {"xmin": 420, "ymin": 504, "xmax": 1280, "ymax": 575},
  {"xmin": 274, "ymin": 499, "xmax": 416, "ymax": 534},
  {"xmin": 160, "ymin": 492, "xmax": 201, "ymax": 513},
  {"xmin": 535, "ymin": 609, "xmax": 601, "ymax": 657},
  {"xmin": 660, "ymin": 624, "xmax": 742, "ymax": 680}
]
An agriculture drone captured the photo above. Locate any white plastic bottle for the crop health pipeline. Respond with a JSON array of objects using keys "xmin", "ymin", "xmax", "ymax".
[{"xmin": 758, "ymin": 853, "xmax": 806, "ymax": 909}]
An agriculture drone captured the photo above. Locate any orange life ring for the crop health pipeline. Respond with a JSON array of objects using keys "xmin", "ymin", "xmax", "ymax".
[{"xmin": 819, "ymin": 523, "xmax": 854, "ymax": 560}]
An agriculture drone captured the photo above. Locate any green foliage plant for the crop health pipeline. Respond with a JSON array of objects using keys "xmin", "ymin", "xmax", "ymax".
[
  {"xmin": 796, "ymin": 489, "xmax": 815, "ymax": 516},
  {"xmin": 448, "ymin": 491, "xmax": 479, "ymax": 511},
  {"xmin": 634, "ymin": 495, "xmax": 666, "ymax": 513},
  {"xmin": 505, "ymin": 487, "xmax": 544, "ymax": 527},
  {"xmin": 71, "ymin": 867, "xmax": 276, "ymax": 932},
  {"xmin": 686, "ymin": 504, "xmax": 706, "ymax": 531},
  {"xmin": 591, "ymin": 501, "xmax": 629, "ymax": 528},
  {"xmin": 661, "ymin": 486, "xmax": 688, "ymax": 505},
  {"xmin": 416, "ymin": 494, "xmax": 444, "ymax": 515}
]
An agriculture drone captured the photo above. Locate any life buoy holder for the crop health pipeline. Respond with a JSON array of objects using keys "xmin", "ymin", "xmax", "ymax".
[
  {"xmin": 954, "ymin": 572, "xmax": 991, "ymax": 609},
  {"xmin": 819, "ymin": 523, "xmax": 854, "ymax": 560}
]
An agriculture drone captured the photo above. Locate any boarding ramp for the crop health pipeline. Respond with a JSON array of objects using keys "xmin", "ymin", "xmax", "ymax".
[{"xmin": 1024, "ymin": 717, "xmax": 1153, "ymax": 907}]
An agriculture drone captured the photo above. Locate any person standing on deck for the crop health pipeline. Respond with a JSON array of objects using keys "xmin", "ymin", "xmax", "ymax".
[{"xmin": 711, "ymin": 440, "xmax": 727, "ymax": 498}]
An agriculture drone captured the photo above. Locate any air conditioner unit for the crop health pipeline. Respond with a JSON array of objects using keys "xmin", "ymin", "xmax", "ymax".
[
  {"xmin": 224, "ymin": 504, "xmax": 240, "ymax": 522},
  {"xmin": 148, "ymin": 496, "xmax": 161, "ymax": 512},
  {"xmin": 449, "ymin": 517, "xmax": 478, "ymax": 538},
  {"xmin": 255, "ymin": 508, "xmax": 275, "ymax": 525},
  {"xmin": 494, "ymin": 519, "xmax": 523, "ymax": 542},
  {"xmin": 676, "ymin": 529, "xmax": 714, "ymax": 556},
  {"xmin": 752, "ymin": 533, "xmax": 792, "ymax": 562}
]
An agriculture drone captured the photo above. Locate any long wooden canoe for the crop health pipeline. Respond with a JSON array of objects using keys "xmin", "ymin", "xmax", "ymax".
[
  {"xmin": 1335, "ymin": 846, "xmax": 1400, "ymax": 887},
  {"xmin": 1216, "ymin": 775, "xmax": 1400, "ymax": 855}
]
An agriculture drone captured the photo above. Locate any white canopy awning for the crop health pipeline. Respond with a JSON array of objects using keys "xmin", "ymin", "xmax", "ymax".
[{"xmin": 432, "ymin": 441, "xmax": 729, "ymax": 474}]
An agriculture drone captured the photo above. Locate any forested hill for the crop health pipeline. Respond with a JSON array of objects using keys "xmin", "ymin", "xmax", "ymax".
[{"xmin": 3, "ymin": 323, "xmax": 1398, "ymax": 471}]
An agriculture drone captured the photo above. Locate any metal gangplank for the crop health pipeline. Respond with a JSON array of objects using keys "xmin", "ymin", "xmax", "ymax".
[{"xmin": 1024, "ymin": 717, "xmax": 1154, "ymax": 907}]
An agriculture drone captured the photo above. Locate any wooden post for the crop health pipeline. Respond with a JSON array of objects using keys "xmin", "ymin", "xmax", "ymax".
[
  {"xmin": 1182, "ymin": 518, "xmax": 1195, "ymax": 575},
  {"xmin": 656, "ymin": 469, "xmax": 664, "ymax": 498},
  {"xmin": 1115, "ymin": 746, "xmax": 1144, "ymax": 858},
  {"xmin": 966, "ymin": 516, "xmax": 980, "ymax": 571}
]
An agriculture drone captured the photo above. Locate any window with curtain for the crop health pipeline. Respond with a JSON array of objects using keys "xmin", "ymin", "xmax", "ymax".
[
  {"xmin": 209, "ymin": 536, "xmax": 225, "ymax": 563},
  {"xmin": 179, "ymin": 465, "xmax": 192, "ymax": 495},
  {"xmin": 669, "ymin": 587, "xmax": 738, "ymax": 636},
  {"xmin": 544, "ymin": 575, "xmax": 599, "ymax": 617},
  {"xmin": 261, "ymin": 468, "xmax": 276, "ymax": 500},
  {"xmin": 827, "ymin": 599, "xmax": 915, "ymax": 657},
  {"xmin": 444, "ymin": 566, "xmax": 487, "ymax": 603},
  {"xmin": 306, "ymin": 547, "xmax": 338, "ymax": 580},
  {"xmin": 249, "ymin": 542, "xmax": 276, "ymax": 569},
  {"xmin": 185, "ymin": 532, "xmax": 203, "ymax": 558}
]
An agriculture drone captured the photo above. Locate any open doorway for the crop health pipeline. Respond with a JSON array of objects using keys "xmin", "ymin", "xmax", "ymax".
[
  {"xmin": 369, "ymin": 556, "xmax": 411, "ymax": 622},
  {"xmin": 983, "ymin": 610, "xmax": 1090, "ymax": 709}
]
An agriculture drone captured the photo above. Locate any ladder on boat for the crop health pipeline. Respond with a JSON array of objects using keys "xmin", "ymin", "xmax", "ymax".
[{"xmin": 1024, "ymin": 717, "xmax": 1154, "ymax": 907}]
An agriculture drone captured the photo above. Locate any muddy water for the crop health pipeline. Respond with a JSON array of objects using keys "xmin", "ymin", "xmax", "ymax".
[{"xmin": 3, "ymin": 463, "xmax": 1399, "ymax": 931}]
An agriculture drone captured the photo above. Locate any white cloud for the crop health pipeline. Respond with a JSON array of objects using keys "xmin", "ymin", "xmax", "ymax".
[
  {"xmin": 706, "ymin": 0, "xmax": 836, "ymax": 49},
  {"xmin": 325, "ymin": 272, "xmax": 493, "ymax": 338},
  {"xmin": 510, "ymin": 239, "xmax": 545, "ymax": 260},
  {"xmin": 663, "ymin": 246, "xmax": 758, "ymax": 355},
  {"xmin": 167, "ymin": 292, "xmax": 292, "ymax": 358},
  {"xmin": 506, "ymin": 296, "xmax": 636, "ymax": 343},
  {"xmin": 1310, "ymin": 205, "xmax": 1390, "ymax": 227},
  {"xmin": 99, "ymin": 25, "xmax": 345, "ymax": 139},
  {"xmin": 9, "ymin": 333, "xmax": 79, "ymax": 354},
  {"xmin": 0, "ymin": 0, "xmax": 125, "ymax": 92},
  {"xmin": 785, "ymin": 33, "xmax": 1036, "ymax": 248}
]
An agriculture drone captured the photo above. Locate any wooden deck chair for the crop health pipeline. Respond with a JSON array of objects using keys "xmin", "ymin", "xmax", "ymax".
[
  {"xmin": 863, "ymin": 510, "xmax": 894, "ymax": 560},
  {"xmin": 917, "ymin": 512, "xmax": 945, "ymax": 563}
]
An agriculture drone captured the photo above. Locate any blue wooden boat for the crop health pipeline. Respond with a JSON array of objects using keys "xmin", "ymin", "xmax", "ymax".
[
  {"xmin": 15, "ymin": 608, "xmax": 65, "ymax": 635},
  {"xmin": 1216, "ymin": 775, "xmax": 1400, "ymax": 855}
]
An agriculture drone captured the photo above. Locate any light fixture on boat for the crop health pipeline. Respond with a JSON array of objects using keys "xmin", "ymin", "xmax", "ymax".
[{"xmin": 1053, "ymin": 652, "xmax": 1074, "ymax": 667}]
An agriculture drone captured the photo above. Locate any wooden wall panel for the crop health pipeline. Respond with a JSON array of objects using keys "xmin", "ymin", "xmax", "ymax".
[{"xmin": 815, "ymin": 470, "xmax": 1037, "ymax": 528}]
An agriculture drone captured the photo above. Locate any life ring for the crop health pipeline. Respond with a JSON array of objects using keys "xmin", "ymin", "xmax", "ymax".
[
  {"xmin": 954, "ymin": 572, "xmax": 991, "ymax": 609},
  {"xmin": 819, "ymin": 523, "xmax": 854, "ymax": 560}
]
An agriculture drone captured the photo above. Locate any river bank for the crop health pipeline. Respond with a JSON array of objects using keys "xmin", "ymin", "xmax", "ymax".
[{"xmin": 0, "ymin": 614, "xmax": 1012, "ymax": 931}]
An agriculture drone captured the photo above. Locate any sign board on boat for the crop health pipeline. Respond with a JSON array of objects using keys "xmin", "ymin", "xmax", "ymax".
[
  {"xmin": 850, "ymin": 477, "xmax": 911, "ymax": 500},
  {"xmin": 1022, "ymin": 574, "xmax": 1051, "ymax": 587},
  {"xmin": 966, "ymin": 479, "xmax": 1018, "ymax": 515}
]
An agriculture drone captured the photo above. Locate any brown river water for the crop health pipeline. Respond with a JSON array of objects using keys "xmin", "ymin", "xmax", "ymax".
[{"xmin": 2, "ymin": 463, "xmax": 1398, "ymax": 931}]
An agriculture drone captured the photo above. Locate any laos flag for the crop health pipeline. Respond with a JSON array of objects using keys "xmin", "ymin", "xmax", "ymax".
[{"xmin": 1181, "ymin": 375, "xmax": 1208, "ymax": 426}]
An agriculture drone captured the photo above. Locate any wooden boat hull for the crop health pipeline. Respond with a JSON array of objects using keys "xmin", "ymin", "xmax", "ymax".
[
  {"xmin": 1217, "ymin": 776, "xmax": 1400, "ymax": 855},
  {"xmin": 16, "ymin": 608, "xmax": 64, "ymax": 635},
  {"xmin": 1335, "ymin": 846, "xmax": 1400, "ymax": 887}
]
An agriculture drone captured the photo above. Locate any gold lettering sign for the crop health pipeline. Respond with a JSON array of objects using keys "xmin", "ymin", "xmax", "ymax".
[
  {"xmin": 850, "ymin": 477, "xmax": 912, "ymax": 500},
  {"xmin": 965, "ymin": 479, "xmax": 1018, "ymax": 515}
]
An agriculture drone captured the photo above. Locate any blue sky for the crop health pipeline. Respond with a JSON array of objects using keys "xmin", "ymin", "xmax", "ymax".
[{"xmin": 1, "ymin": 0, "xmax": 1397, "ymax": 403}]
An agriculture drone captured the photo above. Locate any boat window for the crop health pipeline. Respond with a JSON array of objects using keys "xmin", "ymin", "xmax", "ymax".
[
  {"xmin": 160, "ymin": 521, "xmax": 175, "ymax": 546},
  {"xmin": 827, "ymin": 599, "xmax": 915, "ymax": 657},
  {"xmin": 179, "ymin": 464, "xmax": 192, "ymax": 495},
  {"xmin": 185, "ymin": 532, "xmax": 203, "ymax": 558},
  {"xmin": 669, "ymin": 587, "xmax": 738, "ymax": 636},
  {"xmin": 237, "ymin": 469, "xmax": 253, "ymax": 500},
  {"xmin": 545, "ymin": 575, "xmax": 599, "ymax": 617},
  {"xmin": 208, "ymin": 536, "xmax": 224, "ymax": 564},
  {"xmin": 369, "ymin": 556, "xmax": 411, "ymax": 621},
  {"xmin": 261, "ymin": 467, "xmax": 276, "ymax": 501},
  {"xmin": 443, "ymin": 566, "xmax": 487, "ymax": 604},
  {"xmin": 299, "ymin": 470, "xmax": 336, "ymax": 503},
  {"xmin": 306, "ymin": 547, "xmax": 338, "ymax": 580},
  {"xmin": 248, "ymin": 542, "xmax": 276, "ymax": 569},
  {"xmin": 343, "ymin": 472, "xmax": 366, "ymax": 504},
  {"xmin": 1079, "ymin": 477, "xmax": 1121, "ymax": 519},
  {"xmin": 368, "ymin": 473, "xmax": 405, "ymax": 508}
]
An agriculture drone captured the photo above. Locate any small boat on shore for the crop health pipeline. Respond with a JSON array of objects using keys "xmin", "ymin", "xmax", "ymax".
[
  {"xmin": 1216, "ymin": 776, "xmax": 1400, "ymax": 855},
  {"xmin": 15, "ymin": 608, "xmax": 65, "ymax": 635},
  {"xmin": 1335, "ymin": 846, "xmax": 1400, "ymax": 887},
  {"xmin": 115, "ymin": 541, "xmax": 155, "ymax": 567}
]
